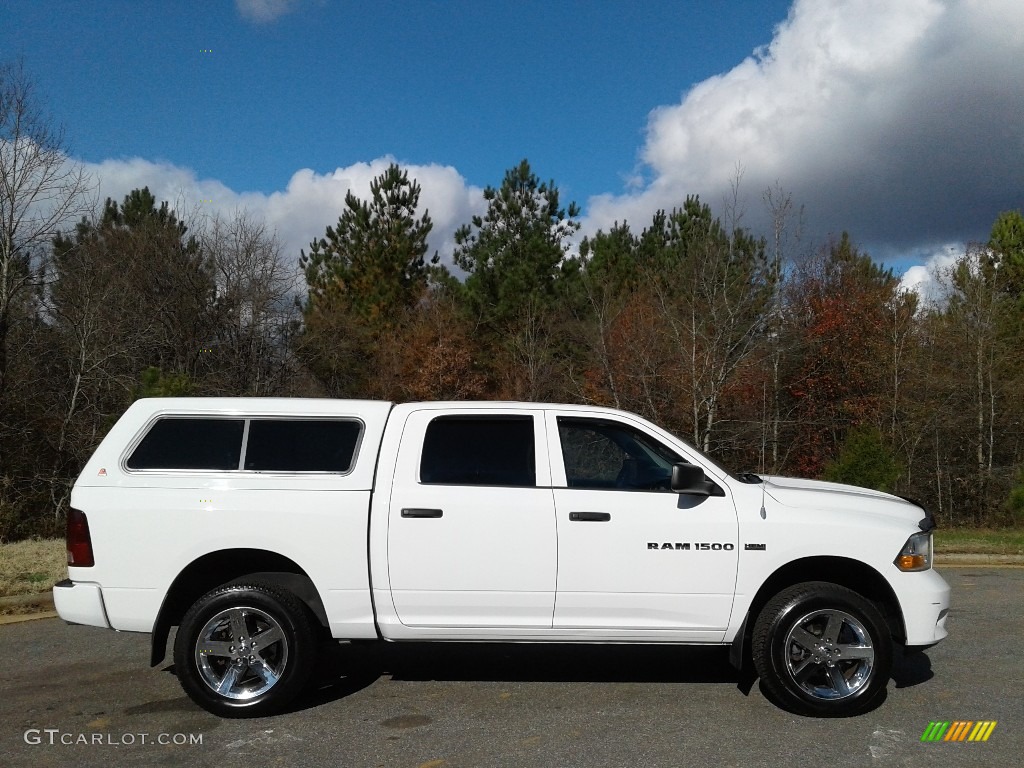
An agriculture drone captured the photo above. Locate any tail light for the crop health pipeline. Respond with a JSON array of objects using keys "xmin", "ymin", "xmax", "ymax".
[{"xmin": 66, "ymin": 508, "xmax": 95, "ymax": 567}]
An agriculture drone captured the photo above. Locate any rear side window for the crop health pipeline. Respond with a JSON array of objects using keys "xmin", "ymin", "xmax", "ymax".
[
  {"xmin": 244, "ymin": 420, "xmax": 361, "ymax": 472},
  {"xmin": 126, "ymin": 418, "xmax": 244, "ymax": 470},
  {"xmin": 420, "ymin": 416, "xmax": 535, "ymax": 487},
  {"xmin": 125, "ymin": 416, "xmax": 362, "ymax": 473}
]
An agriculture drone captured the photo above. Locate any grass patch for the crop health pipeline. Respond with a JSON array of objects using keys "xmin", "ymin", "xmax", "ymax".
[
  {"xmin": 935, "ymin": 528, "xmax": 1024, "ymax": 556},
  {"xmin": 0, "ymin": 538, "xmax": 66, "ymax": 598}
]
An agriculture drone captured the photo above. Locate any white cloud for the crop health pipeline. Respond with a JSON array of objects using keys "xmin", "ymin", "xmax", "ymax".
[
  {"xmin": 73, "ymin": 0, "xmax": 1024, "ymax": 289},
  {"xmin": 81, "ymin": 156, "xmax": 485, "ymax": 270},
  {"xmin": 898, "ymin": 242, "xmax": 961, "ymax": 302},
  {"xmin": 235, "ymin": 0, "xmax": 299, "ymax": 24},
  {"xmin": 586, "ymin": 0, "xmax": 1024, "ymax": 261}
]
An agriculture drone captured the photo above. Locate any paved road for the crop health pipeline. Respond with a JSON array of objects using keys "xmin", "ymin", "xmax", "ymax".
[{"xmin": 1, "ymin": 568, "xmax": 1020, "ymax": 768}]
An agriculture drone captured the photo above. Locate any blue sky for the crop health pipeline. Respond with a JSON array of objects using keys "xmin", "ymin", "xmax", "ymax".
[
  {"xmin": 7, "ymin": 1, "xmax": 789, "ymax": 196},
  {"xmin": 4, "ymin": 0, "xmax": 1024, "ymax": 291}
]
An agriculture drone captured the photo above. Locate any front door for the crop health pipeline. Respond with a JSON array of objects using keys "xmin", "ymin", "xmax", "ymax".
[{"xmin": 547, "ymin": 413, "xmax": 739, "ymax": 637}]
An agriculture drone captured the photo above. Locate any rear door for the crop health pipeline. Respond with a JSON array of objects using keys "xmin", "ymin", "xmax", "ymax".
[
  {"xmin": 547, "ymin": 412, "xmax": 739, "ymax": 637},
  {"xmin": 386, "ymin": 408, "xmax": 557, "ymax": 628}
]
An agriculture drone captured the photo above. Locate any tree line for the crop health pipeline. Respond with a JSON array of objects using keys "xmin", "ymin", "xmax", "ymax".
[{"xmin": 2, "ymin": 62, "xmax": 1023, "ymax": 540}]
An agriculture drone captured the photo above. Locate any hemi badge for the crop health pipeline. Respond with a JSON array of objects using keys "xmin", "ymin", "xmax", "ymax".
[{"xmin": 744, "ymin": 543, "xmax": 766, "ymax": 551}]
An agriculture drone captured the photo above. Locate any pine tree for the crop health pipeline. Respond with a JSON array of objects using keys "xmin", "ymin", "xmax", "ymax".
[
  {"xmin": 301, "ymin": 163, "xmax": 436, "ymax": 327},
  {"xmin": 454, "ymin": 159, "xmax": 580, "ymax": 331}
]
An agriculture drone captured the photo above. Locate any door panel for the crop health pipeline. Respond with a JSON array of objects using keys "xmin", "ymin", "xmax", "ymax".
[
  {"xmin": 548, "ymin": 413, "xmax": 739, "ymax": 634},
  {"xmin": 386, "ymin": 409, "xmax": 556, "ymax": 628}
]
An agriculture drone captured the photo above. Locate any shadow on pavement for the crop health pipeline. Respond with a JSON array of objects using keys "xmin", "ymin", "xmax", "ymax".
[
  {"xmin": 157, "ymin": 640, "xmax": 934, "ymax": 716},
  {"xmin": 320, "ymin": 639, "xmax": 737, "ymax": 686},
  {"xmin": 891, "ymin": 647, "xmax": 934, "ymax": 689},
  {"xmin": 161, "ymin": 640, "xmax": 743, "ymax": 715}
]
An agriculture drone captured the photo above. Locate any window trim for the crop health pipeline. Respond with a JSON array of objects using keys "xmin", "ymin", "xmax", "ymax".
[
  {"xmin": 120, "ymin": 414, "xmax": 365, "ymax": 476},
  {"xmin": 121, "ymin": 415, "xmax": 246, "ymax": 474},
  {"xmin": 554, "ymin": 415, "xmax": 685, "ymax": 492},
  {"xmin": 238, "ymin": 418, "xmax": 252, "ymax": 471},
  {"xmin": 241, "ymin": 416, "xmax": 365, "ymax": 475},
  {"xmin": 417, "ymin": 413, "xmax": 538, "ymax": 488}
]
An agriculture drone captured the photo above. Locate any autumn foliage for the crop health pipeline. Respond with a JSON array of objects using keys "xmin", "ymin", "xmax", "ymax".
[{"xmin": 2, "ymin": 155, "xmax": 1024, "ymax": 539}]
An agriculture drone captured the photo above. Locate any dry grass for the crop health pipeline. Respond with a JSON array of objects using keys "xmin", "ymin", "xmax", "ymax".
[
  {"xmin": 935, "ymin": 528, "xmax": 1024, "ymax": 555},
  {"xmin": 0, "ymin": 538, "xmax": 66, "ymax": 599}
]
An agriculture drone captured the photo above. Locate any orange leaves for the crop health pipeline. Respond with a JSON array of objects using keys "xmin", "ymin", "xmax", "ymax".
[{"xmin": 781, "ymin": 241, "xmax": 900, "ymax": 475}]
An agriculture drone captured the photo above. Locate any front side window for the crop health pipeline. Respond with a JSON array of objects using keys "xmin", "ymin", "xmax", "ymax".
[
  {"xmin": 558, "ymin": 417, "xmax": 682, "ymax": 491},
  {"xmin": 126, "ymin": 418, "xmax": 244, "ymax": 470},
  {"xmin": 420, "ymin": 416, "xmax": 536, "ymax": 487}
]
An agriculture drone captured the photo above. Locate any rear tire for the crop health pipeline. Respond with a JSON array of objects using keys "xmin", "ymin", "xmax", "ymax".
[
  {"xmin": 173, "ymin": 582, "xmax": 316, "ymax": 717},
  {"xmin": 752, "ymin": 582, "xmax": 892, "ymax": 717}
]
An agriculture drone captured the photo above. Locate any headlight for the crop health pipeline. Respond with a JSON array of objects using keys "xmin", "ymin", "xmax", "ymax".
[{"xmin": 895, "ymin": 531, "xmax": 933, "ymax": 571}]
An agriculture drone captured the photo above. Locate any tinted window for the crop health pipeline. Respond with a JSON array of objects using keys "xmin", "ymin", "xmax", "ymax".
[
  {"xmin": 420, "ymin": 416, "xmax": 535, "ymax": 487},
  {"xmin": 558, "ymin": 417, "xmax": 681, "ymax": 490},
  {"xmin": 244, "ymin": 419, "xmax": 361, "ymax": 472},
  {"xmin": 127, "ymin": 418, "xmax": 244, "ymax": 470}
]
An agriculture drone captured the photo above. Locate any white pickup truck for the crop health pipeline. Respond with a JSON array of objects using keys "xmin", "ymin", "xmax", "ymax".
[{"xmin": 54, "ymin": 398, "xmax": 949, "ymax": 718}]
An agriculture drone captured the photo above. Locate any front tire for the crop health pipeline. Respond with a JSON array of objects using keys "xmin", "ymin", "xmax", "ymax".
[
  {"xmin": 173, "ymin": 582, "xmax": 316, "ymax": 717},
  {"xmin": 752, "ymin": 582, "xmax": 892, "ymax": 717}
]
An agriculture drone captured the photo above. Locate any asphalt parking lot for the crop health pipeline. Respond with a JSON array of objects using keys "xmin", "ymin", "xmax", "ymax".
[{"xmin": 1, "ymin": 567, "xmax": 1020, "ymax": 768}]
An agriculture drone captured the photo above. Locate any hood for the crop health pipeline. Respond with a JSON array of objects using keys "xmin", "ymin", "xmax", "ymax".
[{"xmin": 761, "ymin": 475, "xmax": 926, "ymax": 528}]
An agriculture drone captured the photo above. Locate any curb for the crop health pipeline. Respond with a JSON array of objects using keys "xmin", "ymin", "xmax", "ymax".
[
  {"xmin": 0, "ymin": 591, "xmax": 54, "ymax": 610},
  {"xmin": 0, "ymin": 610, "xmax": 58, "ymax": 625},
  {"xmin": 0, "ymin": 593, "xmax": 54, "ymax": 610},
  {"xmin": 936, "ymin": 553, "xmax": 1024, "ymax": 566},
  {"xmin": 0, "ymin": 591, "xmax": 56, "ymax": 624}
]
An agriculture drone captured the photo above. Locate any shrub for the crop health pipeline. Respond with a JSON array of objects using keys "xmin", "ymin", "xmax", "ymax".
[{"xmin": 823, "ymin": 426, "xmax": 902, "ymax": 492}]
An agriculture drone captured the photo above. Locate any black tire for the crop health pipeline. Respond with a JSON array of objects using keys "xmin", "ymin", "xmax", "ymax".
[
  {"xmin": 752, "ymin": 581, "xmax": 892, "ymax": 717},
  {"xmin": 173, "ymin": 582, "xmax": 316, "ymax": 717}
]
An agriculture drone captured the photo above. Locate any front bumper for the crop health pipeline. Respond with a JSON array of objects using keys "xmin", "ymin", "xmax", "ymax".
[
  {"xmin": 53, "ymin": 579, "xmax": 111, "ymax": 629},
  {"xmin": 893, "ymin": 568, "xmax": 950, "ymax": 646}
]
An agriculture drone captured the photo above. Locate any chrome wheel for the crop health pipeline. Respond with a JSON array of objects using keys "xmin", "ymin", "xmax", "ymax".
[
  {"xmin": 783, "ymin": 608, "xmax": 874, "ymax": 700},
  {"xmin": 175, "ymin": 582, "xmax": 317, "ymax": 717},
  {"xmin": 752, "ymin": 582, "xmax": 892, "ymax": 717},
  {"xmin": 194, "ymin": 605, "xmax": 289, "ymax": 700}
]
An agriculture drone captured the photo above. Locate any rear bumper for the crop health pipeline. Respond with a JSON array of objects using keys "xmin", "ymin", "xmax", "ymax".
[{"xmin": 53, "ymin": 579, "xmax": 111, "ymax": 629}]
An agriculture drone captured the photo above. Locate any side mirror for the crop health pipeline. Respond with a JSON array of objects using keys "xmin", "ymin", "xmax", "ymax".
[{"xmin": 670, "ymin": 463, "xmax": 721, "ymax": 496}]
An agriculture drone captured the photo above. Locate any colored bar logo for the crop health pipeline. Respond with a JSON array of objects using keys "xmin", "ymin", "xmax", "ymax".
[{"xmin": 921, "ymin": 721, "xmax": 997, "ymax": 742}]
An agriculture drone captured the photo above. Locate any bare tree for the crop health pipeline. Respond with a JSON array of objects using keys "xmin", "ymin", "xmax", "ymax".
[
  {"xmin": 644, "ymin": 196, "xmax": 771, "ymax": 454},
  {"xmin": 45, "ymin": 215, "xmax": 150, "ymax": 519},
  {"xmin": 203, "ymin": 209, "xmax": 301, "ymax": 395},
  {"xmin": 0, "ymin": 60, "xmax": 93, "ymax": 399},
  {"xmin": 945, "ymin": 247, "xmax": 1000, "ymax": 476},
  {"xmin": 0, "ymin": 60, "xmax": 93, "ymax": 535},
  {"xmin": 501, "ymin": 297, "xmax": 562, "ymax": 401},
  {"xmin": 761, "ymin": 181, "xmax": 804, "ymax": 472},
  {"xmin": 572, "ymin": 267, "xmax": 626, "ymax": 409}
]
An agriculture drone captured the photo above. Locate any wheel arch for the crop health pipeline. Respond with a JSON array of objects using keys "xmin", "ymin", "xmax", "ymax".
[
  {"xmin": 730, "ymin": 556, "xmax": 904, "ymax": 669},
  {"xmin": 150, "ymin": 549, "xmax": 328, "ymax": 667}
]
